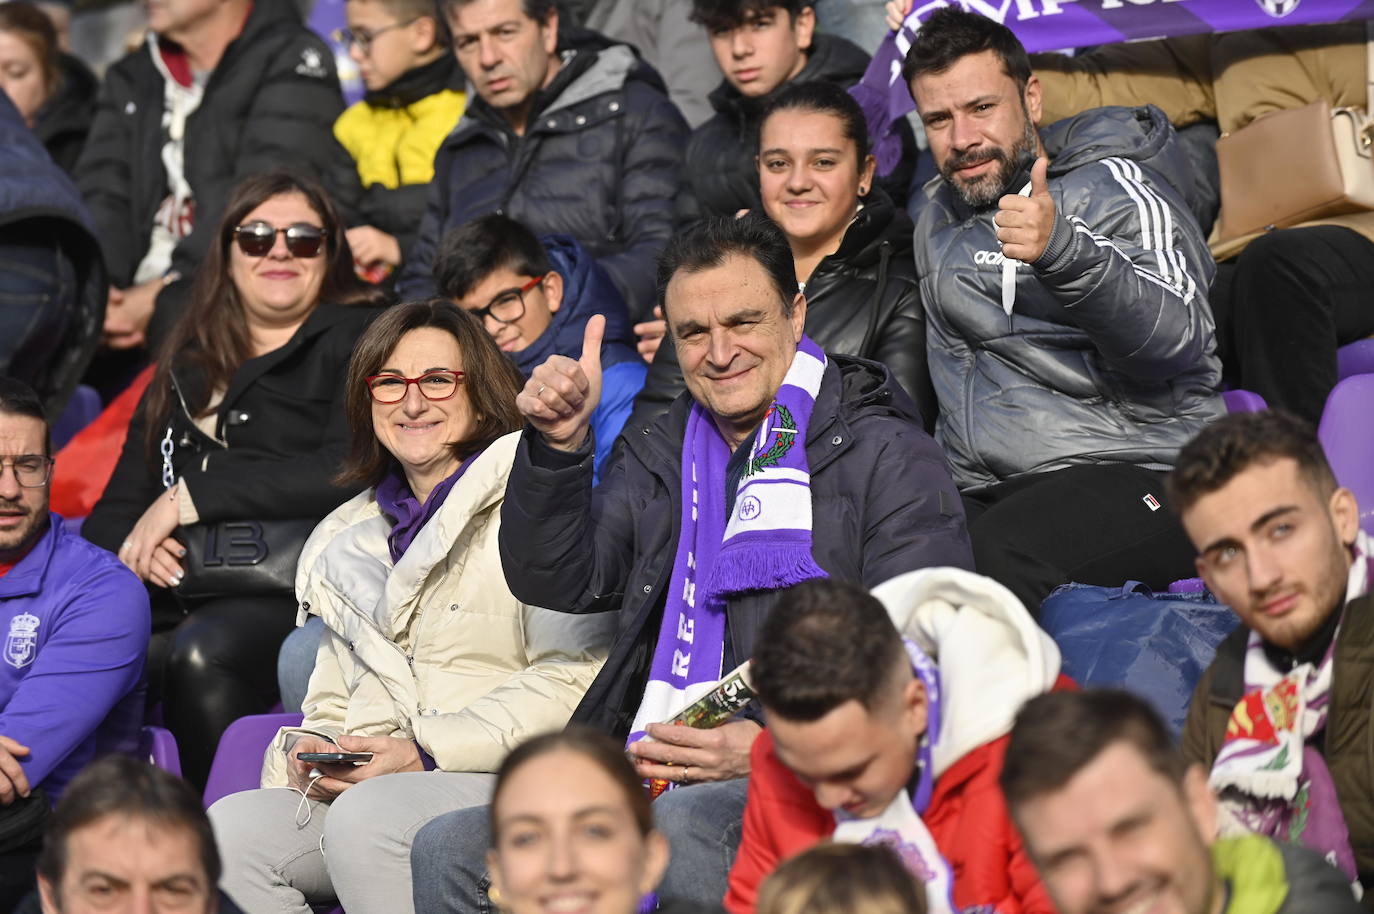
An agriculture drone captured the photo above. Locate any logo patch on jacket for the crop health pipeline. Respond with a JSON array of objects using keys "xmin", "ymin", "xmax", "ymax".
[
  {"xmin": 4, "ymin": 612, "xmax": 38, "ymax": 669},
  {"xmin": 295, "ymin": 47, "xmax": 328, "ymax": 79},
  {"xmin": 1254, "ymin": 0, "xmax": 1299, "ymax": 18}
]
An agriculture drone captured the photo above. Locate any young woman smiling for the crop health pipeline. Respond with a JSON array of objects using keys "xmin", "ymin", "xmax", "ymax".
[{"xmin": 632, "ymin": 81, "xmax": 936, "ymax": 433}]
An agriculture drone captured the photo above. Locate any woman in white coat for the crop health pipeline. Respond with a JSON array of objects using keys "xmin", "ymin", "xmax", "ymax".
[{"xmin": 209, "ymin": 300, "xmax": 615, "ymax": 914}]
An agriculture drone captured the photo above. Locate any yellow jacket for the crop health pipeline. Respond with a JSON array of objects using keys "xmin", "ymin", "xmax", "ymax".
[{"xmin": 334, "ymin": 86, "xmax": 465, "ymax": 189}]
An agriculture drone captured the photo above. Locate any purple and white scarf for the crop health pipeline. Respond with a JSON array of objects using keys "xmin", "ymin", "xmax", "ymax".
[
  {"xmin": 628, "ymin": 337, "xmax": 830, "ymax": 757},
  {"xmin": 1211, "ymin": 530, "xmax": 1373, "ymax": 883},
  {"xmin": 833, "ymin": 640, "xmax": 959, "ymax": 914}
]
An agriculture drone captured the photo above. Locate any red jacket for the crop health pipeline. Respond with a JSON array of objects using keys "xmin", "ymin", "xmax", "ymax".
[{"xmin": 724, "ymin": 728, "xmax": 1057, "ymax": 914}]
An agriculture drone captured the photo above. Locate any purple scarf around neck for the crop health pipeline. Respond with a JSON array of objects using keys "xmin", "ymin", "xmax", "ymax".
[{"xmin": 374, "ymin": 451, "xmax": 481, "ymax": 564}]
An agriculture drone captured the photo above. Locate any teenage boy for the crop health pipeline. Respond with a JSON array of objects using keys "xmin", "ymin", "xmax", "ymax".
[
  {"xmin": 334, "ymin": 0, "xmax": 465, "ymax": 280},
  {"xmin": 435, "ymin": 213, "xmax": 646, "ymax": 476},
  {"xmin": 1168, "ymin": 411, "xmax": 1374, "ymax": 900},
  {"xmin": 678, "ymin": 0, "xmax": 914, "ymax": 223},
  {"xmin": 727, "ymin": 572, "xmax": 1059, "ymax": 914}
]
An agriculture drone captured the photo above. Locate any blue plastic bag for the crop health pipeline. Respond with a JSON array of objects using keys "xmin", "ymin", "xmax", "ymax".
[{"xmin": 1039, "ymin": 581, "xmax": 1240, "ymax": 734}]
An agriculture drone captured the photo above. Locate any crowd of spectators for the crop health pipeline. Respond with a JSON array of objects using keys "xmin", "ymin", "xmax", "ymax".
[{"xmin": 0, "ymin": 0, "xmax": 1371, "ymax": 912}]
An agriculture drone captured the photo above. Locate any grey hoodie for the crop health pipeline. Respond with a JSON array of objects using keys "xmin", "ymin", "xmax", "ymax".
[{"xmin": 914, "ymin": 104, "xmax": 1224, "ymax": 492}]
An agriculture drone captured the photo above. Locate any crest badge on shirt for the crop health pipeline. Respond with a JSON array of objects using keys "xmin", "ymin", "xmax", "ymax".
[
  {"xmin": 1255, "ymin": 0, "xmax": 1300, "ymax": 17},
  {"xmin": 4, "ymin": 612, "xmax": 39, "ymax": 670}
]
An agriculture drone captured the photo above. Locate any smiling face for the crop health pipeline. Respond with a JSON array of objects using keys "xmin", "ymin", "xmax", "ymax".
[
  {"xmin": 666, "ymin": 254, "xmax": 805, "ymax": 449},
  {"xmin": 488, "ymin": 750, "xmax": 670, "ymax": 914},
  {"xmin": 447, "ymin": 0, "xmax": 557, "ymax": 122},
  {"xmin": 38, "ymin": 815, "xmax": 215, "ymax": 914},
  {"xmin": 453, "ymin": 267, "xmax": 561, "ymax": 353},
  {"xmin": 910, "ymin": 49, "xmax": 1042, "ymax": 209},
  {"xmin": 758, "ymin": 107, "xmax": 874, "ymax": 255},
  {"xmin": 1182, "ymin": 457, "xmax": 1358, "ymax": 653},
  {"xmin": 1014, "ymin": 743, "xmax": 1220, "ymax": 914},
  {"xmin": 345, "ymin": 0, "xmax": 439, "ymax": 92},
  {"xmin": 707, "ymin": 5, "xmax": 813, "ymax": 99},
  {"xmin": 0, "ymin": 412, "xmax": 48, "ymax": 562},
  {"xmin": 228, "ymin": 192, "xmax": 328, "ymax": 334},
  {"xmin": 767, "ymin": 673, "xmax": 926, "ymax": 820},
  {"xmin": 0, "ymin": 30, "xmax": 49, "ymax": 126},
  {"xmin": 370, "ymin": 327, "xmax": 476, "ymax": 495}
]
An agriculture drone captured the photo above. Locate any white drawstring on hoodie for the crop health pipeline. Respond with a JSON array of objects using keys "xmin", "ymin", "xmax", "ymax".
[{"xmin": 1001, "ymin": 180, "xmax": 1033, "ymax": 317}]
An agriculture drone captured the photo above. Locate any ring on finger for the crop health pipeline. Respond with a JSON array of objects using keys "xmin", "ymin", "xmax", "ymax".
[{"xmin": 537, "ymin": 384, "xmax": 546, "ymax": 396}]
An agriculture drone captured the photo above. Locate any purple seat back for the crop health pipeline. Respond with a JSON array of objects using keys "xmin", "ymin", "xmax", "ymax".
[
  {"xmin": 138, "ymin": 725, "xmax": 182, "ymax": 778},
  {"xmin": 1222, "ymin": 389, "xmax": 1267, "ymax": 413},
  {"xmin": 203, "ymin": 712, "xmax": 304, "ymax": 808},
  {"xmin": 1318, "ymin": 374, "xmax": 1374, "ymax": 537},
  {"xmin": 1337, "ymin": 338, "xmax": 1374, "ymax": 382}
]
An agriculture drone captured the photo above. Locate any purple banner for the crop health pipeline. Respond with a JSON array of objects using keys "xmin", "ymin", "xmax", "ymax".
[{"xmin": 852, "ymin": 0, "xmax": 1374, "ymax": 173}]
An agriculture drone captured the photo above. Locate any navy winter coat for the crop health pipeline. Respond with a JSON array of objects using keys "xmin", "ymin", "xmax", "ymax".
[
  {"xmin": 499, "ymin": 354, "xmax": 973, "ymax": 738},
  {"xmin": 398, "ymin": 39, "xmax": 688, "ymax": 320}
]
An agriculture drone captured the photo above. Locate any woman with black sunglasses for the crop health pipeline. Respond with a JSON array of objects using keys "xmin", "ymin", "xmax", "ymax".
[{"xmin": 84, "ymin": 169, "xmax": 388, "ymax": 787}]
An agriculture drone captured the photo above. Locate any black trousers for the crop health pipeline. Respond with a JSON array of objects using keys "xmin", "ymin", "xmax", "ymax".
[
  {"xmin": 1211, "ymin": 225, "xmax": 1374, "ymax": 426},
  {"xmin": 963, "ymin": 464, "xmax": 1198, "ymax": 617},
  {"xmin": 148, "ymin": 595, "xmax": 298, "ymax": 789}
]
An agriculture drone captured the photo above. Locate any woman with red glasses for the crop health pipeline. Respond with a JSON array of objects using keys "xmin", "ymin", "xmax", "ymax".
[
  {"xmin": 83, "ymin": 169, "xmax": 387, "ymax": 787},
  {"xmin": 209, "ymin": 300, "xmax": 612, "ymax": 914}
]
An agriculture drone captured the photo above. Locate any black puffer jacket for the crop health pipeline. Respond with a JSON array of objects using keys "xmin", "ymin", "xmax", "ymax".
[
  {"xmin": 499, "ymin": 355, "xmax": 972, "ymax": 738},
  {"xmin": 629, "ymin": 190, "xmax": 935, "ymax": 433},
  {"xmin": 676, "ymin": 33, "xmax": 916, "ymax": 223},
  {"xmin": 397, "ymin": 32, "xmax": 688, "ymax": 320},
  {"xmin": 75, "ymin": 1, "xmax": 358, "ymax": 340},
  {"xmin": 33, "ymin": 53, "xmax": 98, "ymax": 176},
  {"xmin": 0, "ymin": 91, "xmax": 104, "ymax": 419},
  {"xmin": 84, "ymin": 303, "xmax": 382, "ymax": 623}
]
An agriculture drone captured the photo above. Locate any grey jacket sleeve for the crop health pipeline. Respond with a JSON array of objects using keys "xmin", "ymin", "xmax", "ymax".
[
  {"xmin": 1273, "ymin": 841, "xmax": 1364, "ymax": 914},
  {"xmin": 1031, "ymin": 159, "xmax": 1217, "ymax": 383}
]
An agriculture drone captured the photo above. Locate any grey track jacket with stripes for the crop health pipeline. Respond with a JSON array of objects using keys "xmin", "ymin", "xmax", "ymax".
[{"xmin": 914, "ymin": 104, "xmax": 1224, "ymax": 493}]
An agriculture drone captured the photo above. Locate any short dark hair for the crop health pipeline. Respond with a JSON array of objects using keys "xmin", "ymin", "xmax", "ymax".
[
  {"xmin": 900, "ymin": 7, "xmax": 1032, "ymax": 91},
  {"xmin": 37, "ymin": 755, "xmax": 220, "ymax": 905},
  {"xmin": 655, "ymin": 214, "xmax": 798, "ymax": 317},
  {"xmin": 689, "ymin": 0, "xmax": 811, "ymax": 33},
  {"xmin": 336, "ymin": 300, "xmax": 525, "ymax": 489},
  {"xmin": 751, "ymin": 578, "xmax": 907, "ymax": 722},
  {"xmin": 434, "ymin": 214, "xmax": 553, "ymax": 302},
  {"xmin": 438, "ymin": 0, "xmax": 556, "ymax": 24},
  {"xmin": 758, "ymin": 80, "xmax": 872, "ymax": 165},
  {"xmin": 0, "ymin": 377, "xmax": 51, "ymax": 455},
  {"xmin": 489, "ymin": 727, "xmax": 652, "ymax": 844},
  {"xmin": 1166, "ymin": 410, "xmax": 1338, "ymax": 516},
  {"xmin": 756, "ymin": 843, "xmax": 928, "ymax": 914},
  {"xmin": 1001, "ymin": 690, "xmax": 1190, "ymax": 818}
]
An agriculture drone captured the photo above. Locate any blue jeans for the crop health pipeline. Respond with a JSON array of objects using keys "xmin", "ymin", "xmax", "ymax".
[
  {"xmin": 275, "ymin": 615, "xmax": 326, "ymax": 714},
  {"xmin": 411, "ymin": 777, "xmax": 750, "ymax": 913}
]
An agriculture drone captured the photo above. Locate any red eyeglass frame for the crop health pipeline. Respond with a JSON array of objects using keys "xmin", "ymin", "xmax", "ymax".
[{"xmin": 364, "ymin": 370, "xmax": 466, "ymax": 403}]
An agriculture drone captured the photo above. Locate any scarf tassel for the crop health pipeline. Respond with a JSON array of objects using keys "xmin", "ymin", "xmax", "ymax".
[{"xmin": 707, "ymin": 532, "xmax": 828, "ymax": 598}]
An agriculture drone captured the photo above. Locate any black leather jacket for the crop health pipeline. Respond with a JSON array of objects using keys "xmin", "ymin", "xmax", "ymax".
[{"xmin": 628, "ymin": 189, "xmax": 936, "ymax": 433}]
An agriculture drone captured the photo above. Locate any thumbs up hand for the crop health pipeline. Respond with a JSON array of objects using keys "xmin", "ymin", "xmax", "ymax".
[
  {"xmin": 995, "ymin": 156, "xmax": 1055, "ymax": 264},
  {"xmin": 518, "ymin": 314, "xmax": 605, "ymax": 452}
]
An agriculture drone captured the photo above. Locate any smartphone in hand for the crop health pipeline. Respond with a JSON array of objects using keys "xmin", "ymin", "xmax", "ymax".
[{"xmin": 296, "ymin": 752, "xmax": 374, "ymax": 764}]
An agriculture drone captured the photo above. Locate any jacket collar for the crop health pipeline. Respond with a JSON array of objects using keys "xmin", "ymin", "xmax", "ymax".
[
  {"xmin": 0, "ymin": 513, "xmax": 61, "ymax": 600},
  {"xmin": 217, "ymin": 303, "xmax": 357, "ymax": 412},
  {"xmin": 364, "ymin": 53, "xmax": 460, "ymax": 109}
]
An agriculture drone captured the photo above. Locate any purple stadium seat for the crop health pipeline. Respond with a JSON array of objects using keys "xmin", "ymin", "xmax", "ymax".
[
  {"xmin": 1337, "ymin": 338, "xmax": 1374, "ymax": 382},
  {"xmin": 1221, "ymin": 389, "xmax": 1267, "ymax": 413},
  {"xmin": 138, "ymin": 725, "xmax": 182, "ymax": 778},
  {"xmin": 51, "ymin": 385, "xmax": 101, "ymax": 451},
  {"xmin": 1318, "ymin": 374, "xmax": 1374, "ymax": 537},
  {"xmin": 202, "ymin": 712, "xmax": 303, "ymax": 808}
]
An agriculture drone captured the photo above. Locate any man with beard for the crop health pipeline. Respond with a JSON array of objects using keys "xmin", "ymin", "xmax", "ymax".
[
  {"xmin": 903, "ymin": 8, "xmax": 1223, "ymax": 613},
  {"xmin": 0, "ymin": 379, "xmax": 148, "ymax": 910},
  {"xmin": 1170, "ymin": 411, "xmax": 1374, "ymax": 904}
]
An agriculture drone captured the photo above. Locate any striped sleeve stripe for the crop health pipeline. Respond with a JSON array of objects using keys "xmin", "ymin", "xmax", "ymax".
[{"xmin": 1067, "ymin": 217, "xmax": 1196, "ymax": 306}]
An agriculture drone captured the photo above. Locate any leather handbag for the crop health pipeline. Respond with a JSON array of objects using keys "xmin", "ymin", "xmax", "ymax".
[
  {"xmin": 174, "ymin": 518, "xmax": 318, "ymax": 603},
  {"xmin": 1213, "ymin": 29, "xmax": 1374, "ymax": 244}
]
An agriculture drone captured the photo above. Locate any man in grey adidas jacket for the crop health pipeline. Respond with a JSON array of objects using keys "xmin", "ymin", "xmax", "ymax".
[{"xmin": 904, "ymin": 8, "xmax": 1224, "ymax": 613}]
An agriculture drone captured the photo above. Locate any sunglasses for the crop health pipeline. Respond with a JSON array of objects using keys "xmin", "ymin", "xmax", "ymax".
[{"xmin": 233, "ymin": 221, "xmax": 326, "ymax": 258}]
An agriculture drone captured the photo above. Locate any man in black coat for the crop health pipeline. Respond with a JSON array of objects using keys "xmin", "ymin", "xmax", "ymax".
[
  {"xmin": 677, "ymin": 0, "xmax": 915, "ymax": 223},
  {"xmin": 397, "ymin": 0, "xmax": 688, "ymax": 320},
  {"xmin": 408, "ymin": 216, "xmax": 972, "ymax": 911},
  {"xmin": 76, "ymin": 0, "xmax": 357, "ymax": 353}
]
